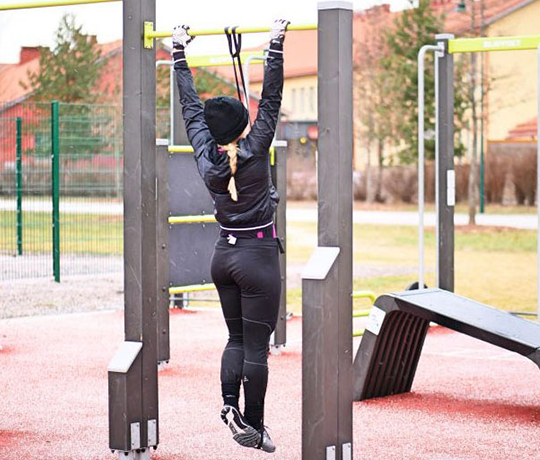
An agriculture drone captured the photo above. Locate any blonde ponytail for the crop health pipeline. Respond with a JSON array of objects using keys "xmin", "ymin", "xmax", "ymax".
[{"xmin": 220, "ymin": 142, "xmax": 239, "ymax": 201}]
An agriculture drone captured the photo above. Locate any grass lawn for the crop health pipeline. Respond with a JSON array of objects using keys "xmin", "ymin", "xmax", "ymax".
[
  {"xmin": 2, "ymin": 208, "xmax": 536, "ymax": 317},
  {"xmin": 289, "ymin": 200, "xmax": 538, "ymax": 215},
  {"xmin": 0, "ymin": 210, "xmax": 122, "ymax": 255},
  {"xmin": 286, "ymin": 221, "xmax": 537, "ymax": 316}
]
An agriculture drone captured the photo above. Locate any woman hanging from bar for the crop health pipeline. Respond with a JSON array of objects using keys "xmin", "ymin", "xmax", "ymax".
[{"xmin": 172, "ymin": 19, "xmax": 289, "ymax": 454}]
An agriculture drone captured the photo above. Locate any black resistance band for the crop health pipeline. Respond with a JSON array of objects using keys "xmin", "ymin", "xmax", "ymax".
[{"xmin": 225, "ymin": 26, "xmax": 250, "ymax": 121}]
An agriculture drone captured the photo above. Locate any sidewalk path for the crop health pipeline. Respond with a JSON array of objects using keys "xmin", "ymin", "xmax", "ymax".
[
  {"xmin": 1, "ymin": 198, "xmax": 536, "ymax": 229},
  {"xmin": 287, "ymin": 208, "xmax": 538, "ymax": 230}
]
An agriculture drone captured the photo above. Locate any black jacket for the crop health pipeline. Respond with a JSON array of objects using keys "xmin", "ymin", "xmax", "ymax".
[{"xmin": 174, "ymin": 42, "xmax": 284, "ymax": 229}]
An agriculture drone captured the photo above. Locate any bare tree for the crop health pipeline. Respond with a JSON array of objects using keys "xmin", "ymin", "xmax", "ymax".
[{"xmin": 353, "ymin": 6, "xmax": 395, "ymax": 203}]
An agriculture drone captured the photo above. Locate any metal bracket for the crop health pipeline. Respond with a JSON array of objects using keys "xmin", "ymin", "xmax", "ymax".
[
  {"xmin": 342, "ymin": 442, "xmax": 352, "ymax": 460},
  {"xmin": 269, "ymin": 344, "xmax": 283, "ymax": 356},
  {"xmin": 115, "ymin": 448, "xmax": 151, "ymax": 460},
  {"xmin": 144, "ymin": 21, "xmax": 154, "ymax": 49},
  {"xmin": 130, "ymin": 422, "xmax": 141, "ymax": 450},
  {"xmin": 326, "ymin": 445, "xmax": 336, "ymax": 460},
  {"xmin": 148, "ymin": 419, "xmax": 158, "ymax": 447},
  {"xmin": 447, "ymin": 170, "xmax": 456, "ymax": 207}
]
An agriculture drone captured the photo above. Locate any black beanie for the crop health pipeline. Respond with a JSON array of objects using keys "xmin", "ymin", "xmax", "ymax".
[{"xmin": 204, "ymin": 96, "xmax": 249, "ymax": 145}]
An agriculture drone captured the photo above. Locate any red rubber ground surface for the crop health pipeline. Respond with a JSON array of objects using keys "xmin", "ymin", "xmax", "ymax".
[{"xmin": 1, "ymin": 309, "xmax": 539, "ymax": 460}]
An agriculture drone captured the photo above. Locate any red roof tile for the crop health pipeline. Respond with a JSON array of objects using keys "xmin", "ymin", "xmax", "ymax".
[
  {"xmin": 209, "ymin": 29, "xmax": 318, "ymax": 84},
  {"xmin": 1, "ymin": 0, "xmax": 536, "ymax": 107},
  {"xmin": 0, "ymin": 40, "xmax": 123, "ymax": 107},
  {"xmin": 507, "ymin": 117, "xmax": 537, "ymax": 140},
  {"xmin": 0, "ymin": 58, "xmax": 40, "ymax": 106},
  {"xmin": 436, "ymin": 0, "xmax": 537, "ymax": 36}
]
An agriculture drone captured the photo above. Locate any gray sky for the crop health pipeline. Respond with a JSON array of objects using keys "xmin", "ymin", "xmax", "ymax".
[{"xmin": 0, "ymin": 0, "xmax": 412, "ymax": 63}]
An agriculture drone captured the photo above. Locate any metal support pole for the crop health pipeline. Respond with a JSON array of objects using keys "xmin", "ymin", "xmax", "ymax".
[
  {"xmin": 480, "ymin": 52, "xmax": 485, "ymax": 214},
  {"xmin": 302, "ymin": 3, "xmax": 353, "ymax": 460},
  {"xmin": 51, "ymin": 101, "xmax": 60, "ymax": 283},
  {"xmin": 16, "ymin": 117, "xmax": 23, "ymax": 256},
  {"xmin": 169, "ymin": 65, "xmax": 174, "ymax": 144},
  {"xmin": 156, "ymin": 60, "xmax": 186, "ymax": 358},
  {"xmin": 108, "ymin": 0, "xmax": 159, "ymax": 457},
  {"xmin": 271, "ymin": 144, "xmax": 287, "ymax": 351},
  {"xmin": 156, "ymin": 142, "xmax": 170, "ymax": 366},
  {"xmin": 417, "ymin": 44, "xmax": 443, "ymax": 290},
  {"xmin": 480, "ymin": 141, "xmax": 485, "ymax": 212},
  {"xmin": 435, "ymin": 35, "xmax": 455, "ymax": 292}
]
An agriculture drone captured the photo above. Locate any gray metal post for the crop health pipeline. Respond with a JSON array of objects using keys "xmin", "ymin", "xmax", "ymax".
[
  {"xmin": 156, "ymin": 142, "xmax": 170, "ymax": 366},
  {"xmin": 418, "ymin": 44, "xmax": 443, "ymax": 290},
  {"xmin": 271, "ymin": 144, "xmax": 287, "ymax": 350},
  {"xmin": 302, "ymin": 3, "xmax": 353, "ymax": 460},
  {"xmin": 169, "ymin": 65, "xmax": 188, "ymax": 315},
  {"xmin": 108, "ymin": 0, "xmax": 159, "ymax": 457},
  {"xmin": 435, "ymin": 34, "xmax": 455, "ymax": 292}
]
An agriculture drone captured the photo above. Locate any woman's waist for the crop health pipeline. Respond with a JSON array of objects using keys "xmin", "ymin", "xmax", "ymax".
[{"xmin": 218, "ymin": 221, "xmax": 275, "ymax": 239}]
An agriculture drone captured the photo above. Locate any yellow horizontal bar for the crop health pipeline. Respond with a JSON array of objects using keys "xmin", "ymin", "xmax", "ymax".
[
  {"xmin": 149, "ymin": 23, "xmax": 317, "ymax": 40},
  {"xmin": 169, "ymin": 215, "xmax": 217, "ymax": 224},
  {"xmin": 353, "ymin": 330, "xmax": 365, "ymax": 338},
  {"xmin": 0, "ymin": 0, "xmax": 118, "ymax": 10},
  {"xmin": 169, "ymin": 145, "xmax": 194, "ymax": 153},
  {"xmin": 352, "ymin": 309, "xmax": 371, "ymax": 318},
  {"xmin": 449, "ymin": 35, "xmax": 540, "ymax": 53},
  {"xmin": 352, "ymin": 290, "xmax": 377, "ymax": 304},
  {"xmin": 188, "ymin": 51, "xmax": 265, "ymax": 68},
  {"xmin": 169, "ymin": 283, "xmax": 216, "ymax": 295}
]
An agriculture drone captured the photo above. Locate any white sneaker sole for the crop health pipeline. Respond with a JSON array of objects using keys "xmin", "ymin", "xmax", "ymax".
[{"xmin": 220, "ymin": 406, "xmax": 261, "ymax": 448}]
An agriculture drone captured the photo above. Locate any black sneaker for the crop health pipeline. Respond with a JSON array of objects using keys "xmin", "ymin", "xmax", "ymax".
[
  {"xmin": 220, "ymin": 405, "xmax": 260, "ymax": 448},
  {"xmin": 256, "ymin": 427, "xmax": 276, "ymax": 454}
]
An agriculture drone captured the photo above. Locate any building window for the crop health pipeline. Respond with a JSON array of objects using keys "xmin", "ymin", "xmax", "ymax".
[
  {"xmin": 291, "ymin": 88, "xmax": 297, "ymax": 112},
  {"xmin": 300, "ymin": 88, "xmax": 305, "ymax": 113},
  {"xmin": 309, "ymin": 87, "xmax": 315, "ymax": 112}
]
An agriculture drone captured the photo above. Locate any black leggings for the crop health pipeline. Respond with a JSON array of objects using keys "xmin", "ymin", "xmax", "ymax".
[{"xmin": 210, "ymin": 237, "xmax": 281, "ymax": 430}]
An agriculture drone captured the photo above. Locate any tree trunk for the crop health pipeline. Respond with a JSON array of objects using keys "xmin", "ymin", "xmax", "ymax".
[
  {"xmin": 376, "ymin": 138, "xmax": 384, "ymax": 202},
  {"xmin": 468, "ymin": 1, "xmax": 478, "ymax": 225},
  {"xmin": 366, "ymin": 141, "xmax": 374, "ymax": 203}
]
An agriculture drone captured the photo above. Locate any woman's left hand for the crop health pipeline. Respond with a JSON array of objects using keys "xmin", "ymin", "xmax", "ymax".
[{"xmin": 172, "ymin": 25, "xmax": 195, "ymax": 50}]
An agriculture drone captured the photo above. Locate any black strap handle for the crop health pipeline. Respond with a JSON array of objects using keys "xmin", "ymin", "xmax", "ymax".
[{"xmin": 225, "ymin": 26, "xmax": 251, "ymax": 122}]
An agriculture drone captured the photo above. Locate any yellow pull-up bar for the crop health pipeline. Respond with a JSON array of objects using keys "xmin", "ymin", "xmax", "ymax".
[
  {"xmin": 144, "ymin": 22, "xmax": 317, "ymax": 49},
  {"xmin": 0, "ymin": 0, "xmax": 118, "ymax": 10},
  {"xmin": 449, "ymin": 34, "xmax": 540, "ymax": 53}
]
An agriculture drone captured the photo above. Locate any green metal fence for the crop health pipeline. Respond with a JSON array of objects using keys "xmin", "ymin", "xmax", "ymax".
[
  {"xmin": 0, "ymin": 101, "xmax": 170, "ymax": 281},
  {"xmin": 55, "ymin": 102, "xmax": 124, "ymax": 280},
  {"xmin": 1, "ymin": 102, "xmax": 53, "ymax": 280}
]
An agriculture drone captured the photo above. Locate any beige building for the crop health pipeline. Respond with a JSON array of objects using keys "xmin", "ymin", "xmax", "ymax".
[
  {"xmin": 217, "ymin": 1, "xmax": 539, "ymax": 171},
  {"xmin": 483, "ymin": 0, "xmax": 540, "ymax": 140},
  {"xmin": 245, "ymin": 29, "xmax": 317, "ymax": 123}
]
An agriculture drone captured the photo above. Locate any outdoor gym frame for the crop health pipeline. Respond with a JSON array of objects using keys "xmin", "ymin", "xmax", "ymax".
[
  {"xmin": 118, "ymin": 3, "xmax": 351, "ymax": 458},
  {"xmin": 2, "ymin": 1, "xmax": 353, "ymax": 459},
  {"xmin": 418, "ymin": 33, "xmax": 540, "ymax": 308},
  {"xmin": 350, "ymin": 32, "xmax": 540, "ymax": 405}
]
